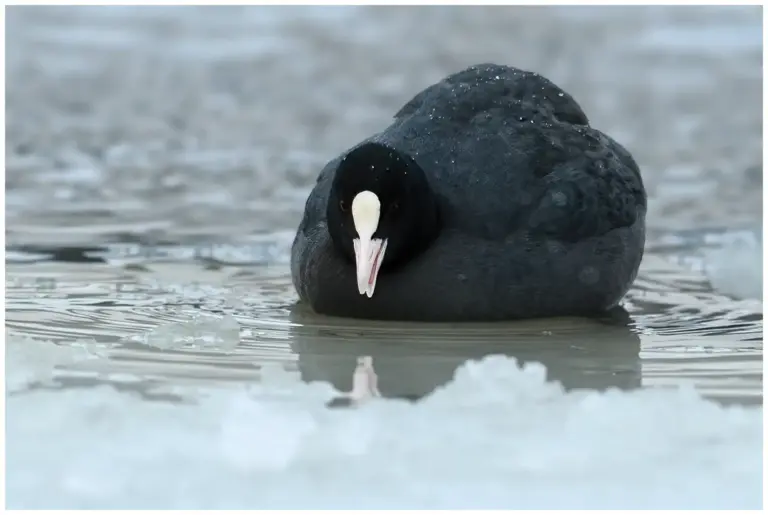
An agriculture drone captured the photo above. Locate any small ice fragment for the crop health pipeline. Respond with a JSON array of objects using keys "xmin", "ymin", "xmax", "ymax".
[
  {"xmin": 69, "ymin": 338, "xmax": 114, "ymax": 359},
  {"xmin": 104, "ymin": 373, "xmax": 144, "ymax": 383},
  {"xmin": 144, "ymin": 313, "xmax": 241, "ymax": 351},
  {"xmin": 5, "ymin": 334, "xmax": 98, "ymax": 392},
  {"xmin": 704, "ymin": 230, "xmax": 762, "ymax": 300}
]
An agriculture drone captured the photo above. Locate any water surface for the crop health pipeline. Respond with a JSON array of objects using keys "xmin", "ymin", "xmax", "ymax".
[{"xmin": 6, "ymin": 231, "xmax": 762, "ymax": 405}]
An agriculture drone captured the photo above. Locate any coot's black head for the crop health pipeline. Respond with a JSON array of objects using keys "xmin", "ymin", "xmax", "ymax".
[{"xmin": 326, "ymin": 142, "xmax": 441, "ymax": 298}]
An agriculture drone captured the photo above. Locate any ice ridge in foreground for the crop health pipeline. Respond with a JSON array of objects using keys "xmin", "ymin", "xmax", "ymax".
[{"xmin": 6, "ymin": 352, "xmax": 762, "ymax": 510}]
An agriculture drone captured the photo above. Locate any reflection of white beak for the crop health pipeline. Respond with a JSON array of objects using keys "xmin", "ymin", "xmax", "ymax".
[{"xmin": 351, "ymin": 190, "xmax": 387, "ymax": 298}]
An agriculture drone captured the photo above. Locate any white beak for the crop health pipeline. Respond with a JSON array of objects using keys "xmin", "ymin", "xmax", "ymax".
[
  {"xmin": 353, "ymin": 236, "xmax": 387, "ymax": 297},
  {"xmin": 351, "ymin": 190, "xmax": 387, "ymax": 298}
]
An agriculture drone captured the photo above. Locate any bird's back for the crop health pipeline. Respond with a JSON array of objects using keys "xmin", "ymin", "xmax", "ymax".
[
  {"xmin": 374, "ymin": 63, "xmax": 645, "ymax": 242},
  {"xmin": 292, "ymin": 63, "xmax": 648, "ymax": 321}
]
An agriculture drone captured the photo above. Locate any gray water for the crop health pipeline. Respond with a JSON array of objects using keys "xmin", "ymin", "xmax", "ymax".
[{"xmin": 5, "ymin": 6, "xmax": 763, "ymax": 510}]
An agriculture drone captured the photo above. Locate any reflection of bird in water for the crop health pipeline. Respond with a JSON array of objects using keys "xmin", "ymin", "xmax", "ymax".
[
  {"xmin": 327, "ymin": 356, "xmax": 381, "ymax": 408},
  {"xmin": 290, "ymin": 304, "xmax": 642, "ymax": 404}
]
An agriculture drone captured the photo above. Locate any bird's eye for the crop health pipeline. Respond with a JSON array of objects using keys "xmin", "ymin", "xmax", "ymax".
[{"xmin": 339, "ymin": 200, "xmax": 348, "ymax": 212}]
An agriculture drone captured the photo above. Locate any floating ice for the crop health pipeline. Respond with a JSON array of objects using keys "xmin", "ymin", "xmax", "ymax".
[
  {"xmin": 5, "ymin": 334, "xmax": 104, "ymax": 392},
  {"xmin": 703, "ymin": 229, "xmax": 762, "ymax": 301},
  {"xmin": 6, "ymin": 352, "xmax": 761, "ymax": 510},
  {"xmin": 139, "ymin": 312, "xmax": 241, "ymax": 351}
]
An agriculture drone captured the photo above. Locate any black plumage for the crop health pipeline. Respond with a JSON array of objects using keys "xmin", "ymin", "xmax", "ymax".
[{"xmin": 291, "ymin": 63, "xmax": 646, "ymax": 321}]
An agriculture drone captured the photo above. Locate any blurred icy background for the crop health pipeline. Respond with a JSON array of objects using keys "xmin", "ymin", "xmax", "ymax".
[{"xmin": 6, "ymin": 6, "xmax": 762, "ymax": 242}]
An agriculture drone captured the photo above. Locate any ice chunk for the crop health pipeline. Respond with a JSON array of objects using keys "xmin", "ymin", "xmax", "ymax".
[
  {"xmin": 704, "ymin": 229, "xmax": 762, "ymax": 301},
  {"xmin": 141, "ymin": 312, "xmax": 241, "ymax": 351},
  {"xmin": 5, "ymin": 333, "xmax": 102, "ymax": 392},
  {"xmin": 5, "ymin": 355, "xmax": 761, "ymax": 510}
]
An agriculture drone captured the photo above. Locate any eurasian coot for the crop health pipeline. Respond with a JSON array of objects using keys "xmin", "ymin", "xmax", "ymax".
[{"xmin": 291, "ymin": 63, "xmax": 646, "ymax": 321}]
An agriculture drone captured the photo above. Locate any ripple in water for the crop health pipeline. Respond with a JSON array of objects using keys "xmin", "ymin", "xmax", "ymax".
[{"xmin": 5, "ymin": 232, "xmax": 762, "ymax": 405}]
